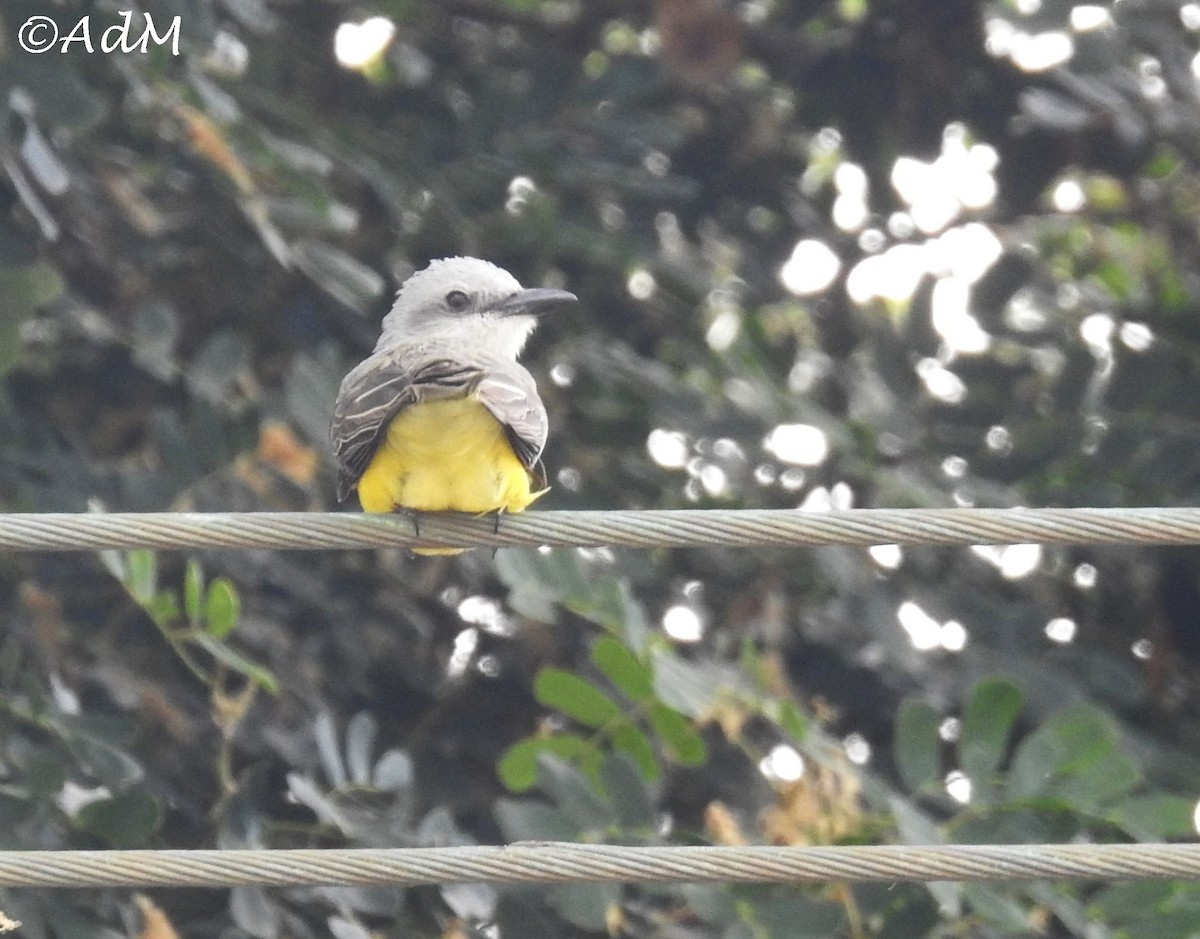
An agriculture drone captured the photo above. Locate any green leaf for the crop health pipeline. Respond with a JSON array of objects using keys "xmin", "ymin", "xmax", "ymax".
[
  {"xmin": 895, "ymin": 698, "xmax": 942, "ymax": 793},
  {"xmin": 124, "ymin": 550, "xmax": 157, "ymax": 605},
  {"xmin": 651, "ymin": 647, "xmax": 744, "ymax": 716},
  {"xmin": 1054, "ymin": 750, "xmax": 1139, "ymax": 813},
  {"xmin": 0, "ymin": 263, "xmax": 64, "ymax": 375},
  {"xmin": 1007, "ymin": 704, "xmax": 1116, "ymax": 800},
  {"xmin": 959, "ymin": 678, "xmax": 1023, "ymax": 798},
  {"xmin": 1116, "ymin": 907, "xmax": 1200, "ymax": 939},
  {"xmin": 534, "ymin": 668, "xmax": 622, "ymax": 728},
  {"xmin": 578, "ymin": 742, "xmax": 605, "ymax": 786},
  {"xmin": 74, "ymin": 789, "xmax": 161, "ymax": 848},
  {"xmin": 22, "ymin": 748, "xmax": 68, "ymax": 799},
  {"xmin": 591, "ymin": 635, "xmax": 653, "ymax": 700},
  {"xmin": 1107, "ymin": 794, "xmax": 1198, "ymax": 840},
  {"xmin": 497, "ymin": 733, "xmax": 590, "ymax": 792},
  {"xmin": 1097, "ymin": 259, "xmax": 1134, "ymax": 300},
  {"xmin": 497, "ymin": 550, "xmax": 653, "ymax": 646},
  {"xmin": 184, "ymin": 560, "xmax": 204, "ymax": 627},
  {"xmin": 61, "ymin": 734, "xmax": 144, "ymax": 789},
  {"xmin": 497, "ymin": 738, "xmax": 542, "ymax": 793},
  {"xmin": 193, "ymin": 634, "xmax": 279, "ymax": 692},
  {"xmin": 952, "ymin": 805, "xmax": 1078, "ymax": 845},
  {"xmin": 567, "ymin": 577, "xmax": 652, "ymax": 646},
  {"xmin": 680, "ymin": 883, "xmax": 742, "ymax": 926},
  {"xmin": 146, "ymin": 591, "xmax": 180, "ymax": 626},
  {"xmin": 774, "ymin": 699, "xmax": 810, "ymax": 743},
  {"xmin": 1005, "ymin": 731, "xmax": 1059, "ymax": 799},
  {"xmin": 1043, "ymin": 705, "xmax": 1118, "ymax": 770},
  {"xmin": 204, "ymin": 577, "xmax": 241, "ymax": 638},
  {"xmin": 1145, "ymin": 149, "xmax": 1180, "ymax": 179},
  {"xmin": 0, "ymin": 262, "xmax": 65, "ymax": 312},
  {"xmin": 1088, "ymin": 881, "xmax": 1175, "ymax": 920},
  {"xmin": 648, "ymin": 703, "xmax": 706, "ymax": 766},
  {"xmin": 961, "ymin": 883, "xmax": 1035, "ymax": 931},
  {"xmin": 599, "ymin": 752, "xmax": 656, "ymax": 829},
  {"xmin": 741, "ymin": 892, "xmax": 846, "ymax": 939},
  {"xmin": 0, "ymin": 317, "xmax": 27, "ymax": 377},
  {"xmin": 494, "ymin": 797, "xmax": 579, "ymax": 842},
  {"xmin": 546, "ymin": 882, "xmax": 621, "ymax": 932},
  {"xmin": 536, "ymin": 755, "xmax": 615, "ymax": 831},
  {"xmin": 7, "ymin": 57, "xmax": 106, "ymax": 129},
  {"xmin": 610, "ymin": 722, "xmax": 659, "ymax": 781}
]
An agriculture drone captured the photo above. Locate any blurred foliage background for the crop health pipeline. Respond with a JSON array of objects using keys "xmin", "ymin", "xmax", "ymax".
[{"xmin": 3, "ymin": 0, "xmax": 1200, "ymax": 936}]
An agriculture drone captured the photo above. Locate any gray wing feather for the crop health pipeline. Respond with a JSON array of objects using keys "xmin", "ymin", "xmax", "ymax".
[
  {"xmin": 475, "ymin": 367, "xmax": 549, "ymax": 489},
  {"xmin": 330, "ymin": 351, "xmax": 548, "ymax": 501},
  {"xmin": 330, "ymin": 352, "xmax": 480, "ymax": 501}
]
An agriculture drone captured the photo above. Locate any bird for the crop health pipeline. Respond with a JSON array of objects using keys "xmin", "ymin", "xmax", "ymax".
[{"xmin": 330, "ymin": 257, "xmax": 576, "ymax": 554}]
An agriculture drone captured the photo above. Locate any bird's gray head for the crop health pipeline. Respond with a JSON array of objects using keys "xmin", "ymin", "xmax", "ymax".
[{"xmin": 376, "ymin": 257, "xmax": 575, "ymax": 359}]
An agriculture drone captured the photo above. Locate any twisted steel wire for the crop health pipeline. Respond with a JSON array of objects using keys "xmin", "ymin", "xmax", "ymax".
[
  {"xmin": 0, "ymin": 843, "xmax": 1198, "ymax": 888},
  {"xmin": 0, "ymin": 507, "xmax": 1199, "ymax": 552}
]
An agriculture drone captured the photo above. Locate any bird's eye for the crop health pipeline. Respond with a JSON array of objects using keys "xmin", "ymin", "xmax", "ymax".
[{"xmin": 445, "ymin": 290, "xmax": 471, "ymax": 310}]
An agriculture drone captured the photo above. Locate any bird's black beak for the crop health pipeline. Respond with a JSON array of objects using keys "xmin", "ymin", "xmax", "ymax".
[{"xmin": 490, "ymin": 287, "xmax": 577, "ymax": 317}]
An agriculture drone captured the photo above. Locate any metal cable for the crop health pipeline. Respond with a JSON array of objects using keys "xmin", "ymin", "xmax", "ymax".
[
  {"xmin": 0, "ymin": 843, "xmax": 1197, "ymax": 888},
  {"xmin": 0, "ymin": 507, "xmax": 1199, "ymax": 552}
]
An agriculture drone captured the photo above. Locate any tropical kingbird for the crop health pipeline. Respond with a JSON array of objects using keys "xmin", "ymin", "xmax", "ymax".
[{"xmin": 330, "ymin": 257, "xmax": 576, "ymax": 553}]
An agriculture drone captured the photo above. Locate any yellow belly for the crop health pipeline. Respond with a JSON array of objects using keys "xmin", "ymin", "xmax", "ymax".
[{"xmin": 356, "ymin": 398, "xmax": 542, "ymax": 552}]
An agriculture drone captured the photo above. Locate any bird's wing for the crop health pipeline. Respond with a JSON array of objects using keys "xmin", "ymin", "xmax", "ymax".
[
  {"xmin": 474, "ymin": 364, "xmax": 550, "ymax": 491},
  {"xmin": 330, "ymin": 352, "xmax": 482, "ymax": 501}
]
